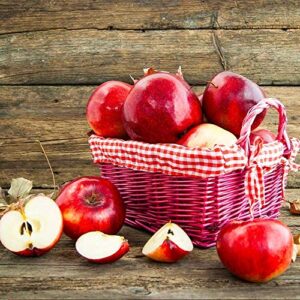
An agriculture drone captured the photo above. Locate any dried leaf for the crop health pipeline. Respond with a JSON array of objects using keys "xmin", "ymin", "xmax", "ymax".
[
  {"xmin": 290, "ymin": 199, "xmax": 300, "ymax": 204},
  {"xmin": 290, "ymin": 202, "xmax": 300, "ymax": 215},
  {"xmin": 143, "ymin": 67, "xmax": 158, "ymax": 76},
  {"xmin": 8, "ymin": 178, "xmax": 33, "ymax": 202},
  {"xmin": 294, "ymin": 234, "xmax": 300, "ymax": 244},
  {"xmin": 292, "ymin": 244, "xmax": 298, "ymax": 262}
]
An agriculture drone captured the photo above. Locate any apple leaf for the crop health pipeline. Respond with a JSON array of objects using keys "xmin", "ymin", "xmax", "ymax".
[{"xmin": 7, "ymin": 178, "xmax": 33, "ymax": 202}]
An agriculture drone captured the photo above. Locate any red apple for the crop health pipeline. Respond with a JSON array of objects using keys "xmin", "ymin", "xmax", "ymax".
[
  {"xmin": 216, "ymin": 219, "xmax": 293, "ymax": 282},
  {"xmin": 202, "ymin": 71, "xmax": 266, "ymax": 137},
  {"xmin": 0, "ymin": 195, "xmax": 63, "ymax": 256},
  {"xmin": 123, "ymin": 70, "xmax": 202, "ymax": 143},
  {"xmin": 76, "ymin": 231, "xmax": 129, "ymax": 263},
  {"xmin": 250, "ymin": 128, "xmax": 276, "ymax": 144},
  {"xmin": 56, "ymin": 176, "xmax": 126, "ymax": 240},
  {"xmin": 178, "ymin": 123, "xmax": 237, "ymax": 149},
  {"xmin": 142, "ymin": 222, "xmax": 193, "ymax": 263},
  {"xmin": 86, "ymin": 81, "xmax": 132, "ymax": 138}
]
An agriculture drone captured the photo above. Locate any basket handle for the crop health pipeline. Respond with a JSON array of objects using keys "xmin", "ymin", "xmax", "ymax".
[{"xmin": 237, "ymin": 98, "xmax": 291, "ymax": 157}]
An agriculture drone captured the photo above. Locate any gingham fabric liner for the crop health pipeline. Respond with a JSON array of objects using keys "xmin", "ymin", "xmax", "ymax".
[{"xmin": 89, "ymin": 135, "xmax": 300, "ymax": 210}]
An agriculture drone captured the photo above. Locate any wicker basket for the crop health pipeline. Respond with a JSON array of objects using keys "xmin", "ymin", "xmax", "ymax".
[{"xmin": 89, "ymin": 99, "xmax": 299, "ymax": 248}]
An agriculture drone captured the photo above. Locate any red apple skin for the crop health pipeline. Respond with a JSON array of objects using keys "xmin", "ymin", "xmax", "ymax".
[
  {"xmin": 178, "ymin": 123, "xmax": 237, "ymax": 149},
  {"xmin": 123, "ymin": 72, "xmax": 203, "ymax": 143},
  {"xmin": 250, "ymin": 128, "xmax": 276, "ymax": 144},
  {"xmin": 86, "ymin": 81, "xmax": 132, "ymax": 138},
  {"xmin": 202, "ymin": 71, "xmax": 266, "ymax": 137},
  {"xmin": 87, "ymin": 240, "xmax": 129, "ymax": 264},
  {"xmin": 146, "ymin": 239, "xmax": 189, "ymax": 263},
  {"xmin": 56, "ymin": 176, "xmax": 126, "ymax": 240},
  {"xmin": 216, "ymin": 219, "xmax": 293, "ymax": 283}
]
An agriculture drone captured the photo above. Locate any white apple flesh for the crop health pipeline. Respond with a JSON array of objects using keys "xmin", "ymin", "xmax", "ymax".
[
  {"xmin": 76, "ymin": 231, "xmax": 129, "ymax": 263},
  {"xmin": 0, "ymin": 196, "xmax": 63, "ymax": 256},
  {"xmin": 142, "ymin": 222, "xmax": 193, "ymax": 263}
]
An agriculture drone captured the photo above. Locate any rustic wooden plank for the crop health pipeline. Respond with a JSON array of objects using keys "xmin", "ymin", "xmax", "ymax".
[
  {"xmin": 1, "ymin": 0, "xmax": 300, "ymax": 34},
  {"xmin": 1, "ymin": 85, "xmax": 300, "ymax": 140},
  {"xmin": 1, "ymin": 29, "xmax": 300, "ymax": 85},
  {"xmin": 2, "ymin": 285, "xmax": 300, "ymax": 300},
  {"xmin": 1, "ymin": 85, "xmax": 300, "ymax": 188}
]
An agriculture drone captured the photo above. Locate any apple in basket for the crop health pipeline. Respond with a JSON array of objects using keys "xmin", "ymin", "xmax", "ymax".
[
  {"xmin": 178, "ymin": 123, "xmax": 237, "ymax": 149},
  {"xmin": 0, "ymin": 195, "xmax": 63, "ymax": 256},
  {"xmin": 142, "ymin": 222, "xmax": 193, "ymax": 262},
  {"xmin": 56, "ymin": 176, "xmax": 126, "ymax": 240},
  {"xmin": 86, "ymin": 81, "xmax": 132, "ymax": 138},
  {"xmin": 122, "ymin": 68, "xmax": 203, "ymax": 143},
  {"xmin": 216, "ymin": 219, "xmax": 293, "ymax": 282},
  {"xmin": 76, "ymin": 231, "xmax": 129, "ymax": 263},
  {"xmin": 250, "ymin": 128, "xmax": 276, "ymax": 144},
  {"xmin": 202, "ymin": 71, "xmax": 266, "ymax": 137}
]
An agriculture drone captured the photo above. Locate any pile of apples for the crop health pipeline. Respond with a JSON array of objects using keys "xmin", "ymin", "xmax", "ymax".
[{"xmin": 86, "ymin": 68, "xmax": 276, "ymax": 147}]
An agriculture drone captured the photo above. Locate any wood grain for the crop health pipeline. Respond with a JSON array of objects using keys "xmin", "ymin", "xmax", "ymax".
[
  {"xmin": 0, "ymin": 197, "xmax": 299, "ymax": 299},
  {"xmin": 1, "ymin": 85, "xmax": 299, "ymax": 188},
  {"xmin": 1, "ymin": 29, "xmax": 300, "ymax": 85},
  {"xmin": 1, "ymin": 0, "xmax": 300, "ymax": 34}
]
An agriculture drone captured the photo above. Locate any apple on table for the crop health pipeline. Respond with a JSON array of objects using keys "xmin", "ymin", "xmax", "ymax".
[
  {"xmin": 216, "ymin": 219, "xmax": 293, "ymax": 282},
  {"xmin": 56, "ymin": 176, "xmax": 126, "ymax": 240},
  {"xmin": 0, "ymin": 195, "xmax": 63, "ymax": 256}
]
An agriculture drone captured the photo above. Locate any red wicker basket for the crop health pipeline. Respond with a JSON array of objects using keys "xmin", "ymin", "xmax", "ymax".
[{"xmin": 89, "ymin": 99, "xmax": 300, "ymax": 248}]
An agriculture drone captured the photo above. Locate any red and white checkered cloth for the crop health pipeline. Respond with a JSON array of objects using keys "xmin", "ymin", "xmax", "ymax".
[
  {"xmin": 88, "ymin": 98, "xmax": 300, "ymax": 214},
  {"xmin": 89, "ymin": 135, "xmax": 299, "ymax": 210},
  {"xmin": 89, "ymin": 135, "xmax": 247, "ymax": 177}
]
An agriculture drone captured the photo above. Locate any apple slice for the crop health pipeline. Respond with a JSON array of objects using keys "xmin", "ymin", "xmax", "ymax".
[
  {"xmin": 0, "ymin": 195, "xmax": 63, "ymax": 256},
  {"xmin": 142, "ymin": 222, "xmax": 193, "ymax": 263},
  {"xmin": 75, "ymin": 231, "xmax": 129, "ymax": 263}
]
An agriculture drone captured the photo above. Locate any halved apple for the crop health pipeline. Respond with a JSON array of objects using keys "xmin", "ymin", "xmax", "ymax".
[
  {"xmin": 142, "ymin": 222, "xmax": 193, "ymax": 263},
  {"xmin": 0, "ymin": 195, "xmax": 63, "ymax": 256},
  {"xmin": 75, "ymin": 231, "xmax": 129, "ymax": 263}
]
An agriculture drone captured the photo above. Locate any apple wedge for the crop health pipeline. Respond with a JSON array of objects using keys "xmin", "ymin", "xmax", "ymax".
[
  {"xmin": 0, "ymin": 195, "xmax": 63, "ymax": 256},
  {"xmin": 142, "ymin": 222, "xmax": 193, "ymax": 263},
  {"xmin": 75, "ymin": 231, "xmax": 129, "ymax": 263}
]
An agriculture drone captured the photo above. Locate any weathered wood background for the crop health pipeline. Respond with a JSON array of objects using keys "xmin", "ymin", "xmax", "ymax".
[
  {"xmin": 1, "ymin": 1, "xmax": 300, "ymax": 299},
  {"xmin": 1, "ymin": 1, "xmax": 300, "ymax": 189}
]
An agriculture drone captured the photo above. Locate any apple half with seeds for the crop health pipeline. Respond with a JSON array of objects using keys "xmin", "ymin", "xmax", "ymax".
[
  {"xmin": 0, "ymin": 195, "xmax": 63, "ymax": 256},
  {"xmin": 142, "ymin": 222, "xmax": 193, "ymax": 263},
  {"xmin": 75, "ymin": 231, "xmax": 129, "ymax": 263}
]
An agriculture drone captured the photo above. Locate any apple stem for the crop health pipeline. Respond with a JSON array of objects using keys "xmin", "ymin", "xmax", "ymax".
[
  {"xmin": 176, "ymin": 66, "xmax": 184, "ymax": 78},
  {"xmin": 36, "ymin": 140, "xmax": 57, "ymax": 192},
  {"xmin": 207, "ymin": 81, "xmax": 218, "ymax": 88},
  {"xmin": 0, "ymin": 199, "xmax": 25, "ymax": 217}
]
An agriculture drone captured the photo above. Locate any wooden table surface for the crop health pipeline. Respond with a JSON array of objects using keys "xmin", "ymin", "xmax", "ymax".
[
  {"xmin": 1, "ymin": 1, "xmax": 300, "ymax": 299},
  {"xmin": 0, "ymin": 190, "xmax": 299, "ymax": 299}
]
